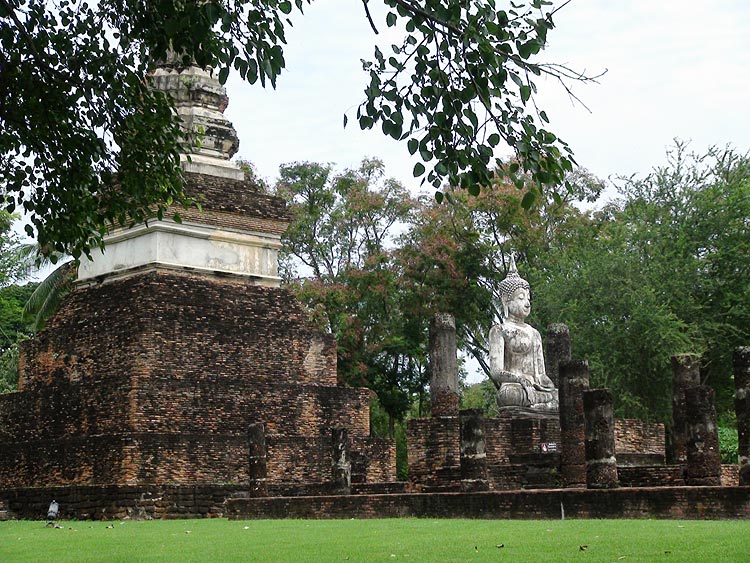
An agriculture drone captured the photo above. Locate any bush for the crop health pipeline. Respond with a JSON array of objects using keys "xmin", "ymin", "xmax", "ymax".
[{"xmin": 718, "ymin": 426, "xmax": 738, "ymax": 464}]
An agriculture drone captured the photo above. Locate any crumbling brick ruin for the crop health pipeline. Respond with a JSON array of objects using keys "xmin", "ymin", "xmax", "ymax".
[
  {"xmin": 0, "ymin": 64, "xmax": 395, "ymax": 519},
  {"xmin": 0, "ymin": 60, "xmax": 746, "ymax": 521},
  {"xmin": 0, "ymin": 264, "xmax": 394, "ymax": 490},
  {"xmin": 406, "ymin": 314, "xmax": 738, "ymax": 493}
]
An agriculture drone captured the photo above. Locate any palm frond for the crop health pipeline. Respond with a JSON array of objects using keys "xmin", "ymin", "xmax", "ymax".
[
  {"xmin": 23, "ymin": 261, "xmax": 77, "ymax": 331},
  {"xmin": 11, "ymin": 243, "xmax": 68, "ymax": 281}
]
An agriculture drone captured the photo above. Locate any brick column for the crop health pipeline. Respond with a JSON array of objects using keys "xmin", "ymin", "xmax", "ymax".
[
  {"xmin": 545, "ymin": 323, "xmax": 571, "ymax": 388},
  {"xmin": 671, "ymin": 354, "xmax": 701, "ymax": 464},
  {"xmin": 583, "ymin": 389, "xmax": 618, "ymax": 488},
  {"xmin": 459, "ymin": 409, "xmax": 489, "ymax": 491},
  {"xmin": 734, "ymin": 347, "xmax": 750, "ymax": 486},
  {"xmin": 247, "ymin": 423, "xmax": 268, "ymax": 497},
  {"xmin": 331, "ymin": 427, "xmax": 351, "ymax": 493},
  {"xmin": 685, "ymin": 386, "xmax": 721, "ymax": 486},
  {"xmin": 559, "ymin": 359, "xmax": 589, "ymax": 488},
  {"xmin": 429, "ymin": 313, "xmax": 459, "ymax": 416}
]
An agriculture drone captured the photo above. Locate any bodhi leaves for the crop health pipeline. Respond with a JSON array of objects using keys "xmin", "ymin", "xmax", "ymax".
[{"xmin": 353, "ymin": 0, "xmax": 590, "ymax": 204}]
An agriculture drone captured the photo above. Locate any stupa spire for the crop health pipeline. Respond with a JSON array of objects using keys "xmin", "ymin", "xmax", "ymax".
[{"xmin": 150, "ymin": 61, "xmax": 243, "ymax": 180}]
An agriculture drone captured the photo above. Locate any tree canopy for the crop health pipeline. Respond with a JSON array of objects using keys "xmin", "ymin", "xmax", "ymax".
[
  {"xmin": 0, "ymin": 211, "xmax": 37, "ymax": 393},
  {"xmin": 273, "ymin": 158, "xmax": 597, "ymax": 430},
  {"xmin": 2, "ymin": 0, "xmax": 591, "ymax": 258},
  {"xmin": 532, "ymin": 143, "xmax": 750, "ymax": 421},
  {"xmin": 278, "ymin": 144, "xmax": 750, "ymax": 431}
]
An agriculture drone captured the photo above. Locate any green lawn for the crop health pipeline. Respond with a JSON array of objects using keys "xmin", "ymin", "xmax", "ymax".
[{"xmin": 1, "ymin": 518, "xmax": 747, "ymax": 563}]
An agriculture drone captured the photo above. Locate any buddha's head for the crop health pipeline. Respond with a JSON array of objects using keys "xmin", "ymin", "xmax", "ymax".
[{"xmin": 498, "ymin": 254, "xmax": 531, "ymax": 321}]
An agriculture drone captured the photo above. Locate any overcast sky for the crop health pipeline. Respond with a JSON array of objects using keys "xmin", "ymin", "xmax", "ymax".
[{"xmin": 225, "ymin": 0, "xmax": 750, "ymax": 191}]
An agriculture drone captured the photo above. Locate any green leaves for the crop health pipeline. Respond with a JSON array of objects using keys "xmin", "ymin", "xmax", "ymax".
[
  {"xmin": 218, "ymin": 66, "xmax": 229, "ymax": 85},
  {"xmin": 358, "ymin": 1, "xmax": 579, "ymax": 198},
  {"xmin": 521, "ymin": 190, "xmax": 536, "ymax": 209},
  {"xmin": 279, "ymin": 1, "xmax": 293, "ymax": 15},
  {"xmin": 2, "ymin": 0, "xmax": 581, "ymax": 259},
  {"xmin": 1, "ymin": 0, "xmax": 309, "ymax": 258}
]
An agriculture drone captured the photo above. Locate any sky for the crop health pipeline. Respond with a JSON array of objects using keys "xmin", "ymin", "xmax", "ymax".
[{"xmin": 225, "ymin": 0, "xmax": 750, "ymax": 192}]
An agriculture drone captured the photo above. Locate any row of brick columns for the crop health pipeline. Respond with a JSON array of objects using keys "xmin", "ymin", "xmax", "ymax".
[
  {"xmin": 556, "ymin": 338, "xmax": 750, "ymax": 489},
  {"xmin": 558, "ymin": 352, "xmax": 727, "ymax": 489},
  {"xmin": 733, "ymin": 347, "xmax": 750, "ymax": 485},
  {"xmin": 557, "ymin": 358, "xmax": 618, "ymax": 489},
  {"xmin": 450, "ymin": 317, "xmax": 750, "ymax": 490},
  {"xmin": 568, "ymin": 347, "xmax": 750, "ymax": 489},
  {"xmin": 564, "ymin": 345, "xmax": 750, "ymax": 488},
  {"xmin": 667, "ymin": 350, "xmax": 750, "ymax": 486},
  {"xmin": 548, "ymin": 326, "xmax": 620, "ymax": 489}
]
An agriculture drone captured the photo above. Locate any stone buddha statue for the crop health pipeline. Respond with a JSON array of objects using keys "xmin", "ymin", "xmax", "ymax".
[{"xmin": 488, "ymin": 255, "xmax": 558, "ymax": 413}]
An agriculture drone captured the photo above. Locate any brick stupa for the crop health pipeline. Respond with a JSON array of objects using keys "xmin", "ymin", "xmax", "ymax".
[{"xmin": 0, "ymin": 64, "xmax": 394, "ymax": 517}]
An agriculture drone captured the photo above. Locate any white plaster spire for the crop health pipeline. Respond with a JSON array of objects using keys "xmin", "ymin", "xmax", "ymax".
[
  {"xmin": 150, "ymin": 62, "xmax": 244, "ymax": 180},
  {"xmin": 77, "ymin": 63, "xmax": 285, "ymax": 286}
]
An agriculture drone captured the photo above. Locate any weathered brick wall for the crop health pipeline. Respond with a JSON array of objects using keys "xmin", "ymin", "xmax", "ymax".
[
  {"xmin": 618, "ymin": 465, "xmax": 685, "ymax": 488},
  {"xmin": 173, "ymin": 208, "xmax": 288, "ymax": 236},
  {"xmin": 125, "ymin": 434, "xmax": 250, "ymax": 484},
  {"xmin": 0, "ymin": 376, "xmax": 133, "ymax": 441},
  {"xmin": 0, "ymin": 269, "xmax": 395, "ymax": 489},
  {"xmin": 5, "ymin": 483, "xmax": 749, "ymax": 521},
  {"xmin": 721, "ymin": 464, "xmax": 739, "ymax": 486},
  {"xmin": 226, "ymin": 487, "xmax": 750, "ymax": 520},
  {"xmin": 615, "ymin": 419, "xmax": 665, "ymax": 456},
  {"xmin": 17, "ymin": 284, "xmax": 150, "ymax": 392},
  {"xmin": 351, "ymin": 437, "xmax": 397, "ymax": 484},
  {"xmin": 132, "ymin": 382, "xmax": 370, "ymax": 436},
  {"xmin": 19, "ymin": 271, "xmax": 339, "ymax": 391},
  {"xmin": 126, "ymin": 271, "xmax": 338, "ymax": 388},
  {"xmin": 486, "ymin": 465, "xmax": 527, "ymax": 490},
  {"xmin": 407, "ymin": 414, "xmax": 562, "ymax": 489},
  {"xmin": 1, "ymin": 485, "xmax": 250, "ymax": 520},
  {"xmin": 183, "ymin": 172, "xmax": 290, "ymax": 222},
  {"xmin": 406, "ymin": 417, "xmax": 460, "ymax": 487},
  {"xmin": 619, "ymin": 465, "xmax": 738, "ymax": 489},
  {"xmin": 1, "ymin": 433, "xmax": 395, "ymax": 490},
  {"xmin": 0, "ymin": 435, "xmax": 131, "ymax": 487},
  {"xmin": 484, "ymin": 416, "xmax": 513, "ymax": 464},
  {"xmin": 484, "ymin": 415, "xmax": 560, "ymax": 463}
]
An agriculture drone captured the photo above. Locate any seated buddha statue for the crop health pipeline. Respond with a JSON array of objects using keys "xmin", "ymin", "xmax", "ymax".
[{"xmin": 488, "ymin": 255, "xmax": 558, "ymax": 413}]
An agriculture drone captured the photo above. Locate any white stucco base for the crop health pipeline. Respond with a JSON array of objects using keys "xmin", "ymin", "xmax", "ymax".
[
  {"xmin": 180, "ymin": 153, "xmax": 245, "ymax": 180},
  {"xmin": 77, "ymin": 221, "xmax": 282, "ymax": 285}
]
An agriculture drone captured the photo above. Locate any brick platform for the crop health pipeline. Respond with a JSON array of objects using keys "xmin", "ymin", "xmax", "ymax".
[
  {"xmin": 225, "ymin": 487, "xmax": 750, "ymax": 520},
  {"xmin": 0, "ymin": 270, "xmax": 395, "ymax": 490}
]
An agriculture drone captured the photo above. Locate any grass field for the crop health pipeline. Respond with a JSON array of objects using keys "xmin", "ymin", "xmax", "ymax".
[{"xmin": 1, "ymin": 518, "xmax": 747, "ymax": 563}]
